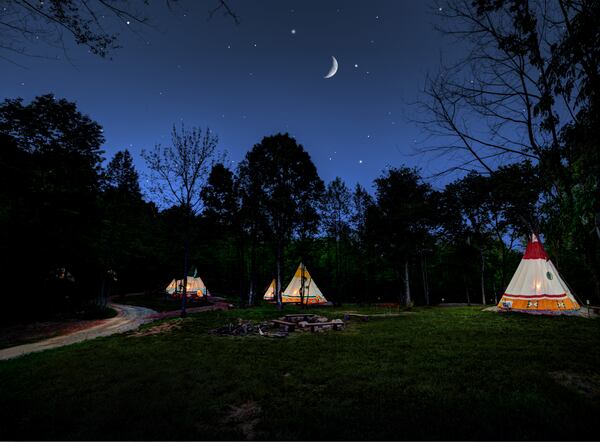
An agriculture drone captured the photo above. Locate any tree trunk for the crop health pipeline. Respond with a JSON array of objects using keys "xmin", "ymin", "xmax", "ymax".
[
  {"xmin": 499, "ymin": 240, "xmax": 507, "ymax": 292},
  {"xmin": 276, "ymin": 237, "xmax": 283, "ymax": 310},
  {"xmin": 181, "ymin": 235, "xmax": 188, "ymax": 317},
  {"xmin": 248, "ymin": 229, "xmax": 257, "ymax": 306},
  {"xmin": 300, "ymin": 261, "xmax": 305, "ymax": 308},
  {"xmin": 181, "ymin": 208, "xmax": 190, "ymax": 317},
  {"xmin": 421, "ymin": 253, "xmax": 430, "ymax": 306},
  {"xmin": 237, "ymin": 231, "xmax": 245, "ymax": 307},
  {"xmin": 480, "ymin": 249, "xmax": 486, "ymax": 305},
  {"xmin": 404, "ymin": 260, "xmax": 411, "ymax": 306},
  {"xmin": 464, "ymin": 273, "xmax": 471, "ymax": 305}
]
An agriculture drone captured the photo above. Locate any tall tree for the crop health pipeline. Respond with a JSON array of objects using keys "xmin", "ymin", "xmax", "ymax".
[
  {"xmin": 100, "ymin": 149, "xmax": 151, "ymax": 299},
  {"xmin": 105, "ymin": 149, "xmax": 141, "ymax": 197},
  {"xmin": 142, "ymin": 123, "xmax": 218, "ymax": 316},
  {"xmin": 0, "ymin": 94, "xmax": 104, "ymax": 315},
  {"xmin": 421, "ymin": 0, "xmax": 600, "ymax": 299},
  {"xmin": 201, "ymin": 162, "xmax": 245, "ymax": 304},
  {"xmin": 349, "ymin": 183, "xmax": 375, "ymax": 303},
  {"xmin": 372, "ymin": 167, "xmax": 434, "ymax": 306},
  {"xmin": 322, "ymin": 177, "xmax": 352, "ymax": 304},
  {"xmin": 237, "ymin": 133, "xmax": 324, "ymax": 310}
]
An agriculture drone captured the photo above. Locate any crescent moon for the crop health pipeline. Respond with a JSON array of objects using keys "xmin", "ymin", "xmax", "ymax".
[{"xmin": 324, "ymin": 56, "xmax": 338, "ymax": 79}]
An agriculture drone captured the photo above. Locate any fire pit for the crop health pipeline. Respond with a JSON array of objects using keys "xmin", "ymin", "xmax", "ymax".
[
  {"xmin": 209, "ymin": 319, "xmax": 287, "ymax": 338},
  {"xmin": 209, "ymin": 315, "xmax": 345, "ymax": 337}
]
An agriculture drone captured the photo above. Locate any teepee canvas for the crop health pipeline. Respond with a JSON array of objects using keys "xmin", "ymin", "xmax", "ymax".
[
  {"xmin": 498, "ymin": 234, "xmax": 579, "ymax": 315},
  {"xmin": 281, "ymin": 263, "xmax": 328, "ymax": 305},
  {"xmin": 165, "ymin": 268, "xmax": 209, "ymax": 297},
  {"xmin": 263, "ymin": 279, "xmax": 276, "ymax": 301}
]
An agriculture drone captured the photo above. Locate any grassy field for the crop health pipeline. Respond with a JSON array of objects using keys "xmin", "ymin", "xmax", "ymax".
[{"xmin": 0, "ymin": 305, "xmax": 598, "ymax": 440}]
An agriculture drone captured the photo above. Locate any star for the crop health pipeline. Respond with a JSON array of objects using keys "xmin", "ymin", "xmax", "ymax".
[
  {"xmin": 291, "ymin": 29, "xmax": 296, "ymax": 34},
  {"xmin": 126, "ymin": 20, "xmax": 130, "ymax": 25},
  {"xmin": 354, "ymin": 64, "xmax": 359, "ymax": 68},
  {"xmin": 359, "ymin": 160, "xmax": 363, "ymax": 164}
]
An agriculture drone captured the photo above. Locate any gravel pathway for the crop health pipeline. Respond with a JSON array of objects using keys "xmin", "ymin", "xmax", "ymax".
[{"xmin": 0, "ymin": 303, "xmax": 156, "ymax": 361}]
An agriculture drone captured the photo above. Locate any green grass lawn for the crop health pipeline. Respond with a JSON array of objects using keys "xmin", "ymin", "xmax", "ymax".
[{"xmin": 0, "ymin": 306, "xmax": 598, "ymax": 440}]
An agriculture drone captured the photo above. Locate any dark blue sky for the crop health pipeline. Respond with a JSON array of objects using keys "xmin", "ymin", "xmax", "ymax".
[{"xmin": 2, "ymin": 0, "xmax": 465, "ymax": 192}]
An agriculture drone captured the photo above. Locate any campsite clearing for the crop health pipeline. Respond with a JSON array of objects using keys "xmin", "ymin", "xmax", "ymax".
[{"xmin": 0, "ymin": 305, "xmax": 598, "ymax": 440}]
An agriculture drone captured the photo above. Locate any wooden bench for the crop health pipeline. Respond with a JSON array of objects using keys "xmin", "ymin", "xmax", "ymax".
[
  {"xmin": 283, "ymin": 314, "xmax": 316, "ymax": 322},
  {"xmin": 305, "ymin": 321, "xmax": 344, "ymax": 332},
  {"xmin": 343, "ymin": 313, "xmax": 370, "ymax": 322},
  {"xmin": 271, "ymin": 319, "xmax": 296, "ymax": 332}
]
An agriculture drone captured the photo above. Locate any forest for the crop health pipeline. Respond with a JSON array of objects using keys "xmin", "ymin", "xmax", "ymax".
[
  {"xmin": 0, "ymin": 0, "xmax": 599, "ymax": 321},
  {"xmin": 0, "ymin": 95, "xmax": 597, "ymax": 320}
]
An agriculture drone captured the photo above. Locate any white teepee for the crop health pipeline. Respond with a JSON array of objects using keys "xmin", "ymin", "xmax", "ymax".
[
  {"xmin": 281, "ymin": 263, "xmax": 328, "ymax": 305},
  {"xmin": 263, "ymin": 278, "xmax": 276, "ymax": 301},
  {"xmin": 165, "ymin": 268, "xmax": 209, "ymax": 297},
  {"xmin": 498, "ymin": 234, "xmax": 579, "ymax": 315}
]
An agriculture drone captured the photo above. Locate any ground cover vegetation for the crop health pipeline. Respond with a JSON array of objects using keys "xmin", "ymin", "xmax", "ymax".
[{"xmin": 0, "ymin": 306, "xmax": 598, "ymax": 440}]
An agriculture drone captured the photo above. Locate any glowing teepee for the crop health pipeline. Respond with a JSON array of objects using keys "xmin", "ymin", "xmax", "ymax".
[
  {"xmin": 165, "ymin": 268, "xmax": 209, "ymax": 297},
  {"xmin": 282, "ymin": 263, "xmax": 328, "ymax": 305},
  {"xmin": 498, "ymin": 234, "xmax": 579, "ymax": 315},
  {"xmin": 263, "ymin": 264, "xmax": 328, "ymax": 304},
  {"xmin": 263, "ymin": 279, "xmax": 276, "ymax": 301}
]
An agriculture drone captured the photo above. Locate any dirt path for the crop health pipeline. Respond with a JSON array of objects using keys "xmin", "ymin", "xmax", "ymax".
[{"xmin": 0, "ymin": 303, "xmax": 156, "ymax": 361}]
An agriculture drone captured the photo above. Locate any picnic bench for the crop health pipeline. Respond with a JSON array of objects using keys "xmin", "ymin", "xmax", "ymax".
[
  {"xmin": 283, "ymin": 314, "xmax": 316, "ymax": 322},
  {"xmin": 271, "ymin": 319, "xmax": 296, "ymax": 332},
  {"xmin": 587, "ymin": 305, "xmax": 600, "ymax": 314},
  {"xmin": 304, "ymin": 321, "xmax": 344, "ymax": 332}
]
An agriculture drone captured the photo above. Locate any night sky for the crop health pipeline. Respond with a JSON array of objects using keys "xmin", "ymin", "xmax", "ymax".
[{"xmin": 2, "ymin": 0, "xmax": 465, "ymax": 193}]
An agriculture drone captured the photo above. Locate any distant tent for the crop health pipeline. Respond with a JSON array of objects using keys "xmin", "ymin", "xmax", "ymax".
[
  {"xmin": 281, "ymin": 263, "xmax": 328, "ymax": 305},
  {"xmin": 165, "ymin": 268, "xmax": 209, "ymax": 297},
  {"xmin": 263, "ymin": 278, "xmax": 276, "ymax": 301},
  {"xmin": 497, "ymin": 234, "xmax": 580, "ymax": 315}
]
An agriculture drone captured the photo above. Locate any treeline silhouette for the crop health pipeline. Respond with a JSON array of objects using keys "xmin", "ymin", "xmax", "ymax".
[{"xmin": 1, "ymin": 94, "xmax": 597, "ymax": 321}]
